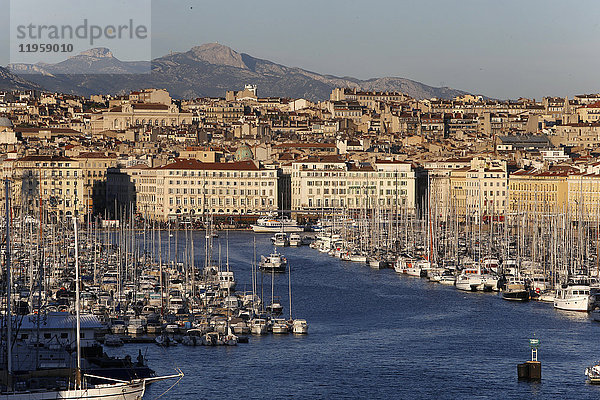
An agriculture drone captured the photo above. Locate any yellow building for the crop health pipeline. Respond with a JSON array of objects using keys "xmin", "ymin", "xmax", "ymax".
[
  {"xmin": 567, "ymin": 172, "xmax": 600, "ymax": 219},
  {"xmin": 449, "ymin": 167, "xmax": 468, "ymax": 218},
  {"xmin": 508, "ymin": 167, "xmax": 571, "ymax": 218},
  {"xmin": 12, "ymin": 155, "xmax": 86, "ymax": 218}
]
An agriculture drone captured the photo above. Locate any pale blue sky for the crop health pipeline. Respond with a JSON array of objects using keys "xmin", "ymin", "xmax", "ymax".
[{"xmin": 1, "ymin": 0, "xmax": 599, "ymax": 99}]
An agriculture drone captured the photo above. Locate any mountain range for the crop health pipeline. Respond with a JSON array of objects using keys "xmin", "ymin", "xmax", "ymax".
[{"xmin": 4, "ymin": 43, "xmax": 471, "ymax": 101}]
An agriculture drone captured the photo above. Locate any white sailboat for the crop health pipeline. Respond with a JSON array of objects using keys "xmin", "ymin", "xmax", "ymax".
[{"xmin": 0, "ymin": 198, "xmax": 183, "ymax": 399}]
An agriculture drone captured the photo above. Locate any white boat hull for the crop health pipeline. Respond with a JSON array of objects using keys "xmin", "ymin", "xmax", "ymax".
[
  {"xmin": 456, "ymin": 276, "xmax": 482, "ymax": 291},
  {"xmin": 1, "ymin": 381, "xmax": 145, "ymax": 400},
  {"xmin": 252, "ymin": 226, "xmax": 304, "ymax": 233},
  {"xmin": 554, "ymin": 296, "xmax": 593, "ymax": 312}
]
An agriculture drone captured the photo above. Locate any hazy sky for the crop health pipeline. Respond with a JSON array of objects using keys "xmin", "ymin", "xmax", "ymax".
[{"xmin": 1, "ymin": 0, "xmax": 599, "ymax": 99}]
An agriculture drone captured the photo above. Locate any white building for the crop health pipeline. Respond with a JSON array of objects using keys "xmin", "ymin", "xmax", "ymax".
[
  {"xmin": 291, "ymin": 156, "xmax": 417, "ymax": 213},
  {"xmin": 133, "ymin": 159, "xmax": 279, "ymax": 221}
]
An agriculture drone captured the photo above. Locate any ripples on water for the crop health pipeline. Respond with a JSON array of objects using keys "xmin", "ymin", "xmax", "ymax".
[{"xmin": 106, "ymin": 232, "xmax": 600, "ymax": 399}]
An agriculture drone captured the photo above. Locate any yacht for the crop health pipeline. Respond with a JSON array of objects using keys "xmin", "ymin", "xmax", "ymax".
[
  {"xmin": 292, "ymin": 319, "xmax": 309, "ymax": 334},
  {"xmin": 252, "ymin": 214, "xmax": 304, "ymax": 233},
  {"xmin": 289, "ymin": 233, "xmax": 302, "ymax": 246},
  {"xmin": 585, "ymin": 362, "xmax": 600, "ymax": 384},
  {"xmin": 554, "ymin": 281, "xmax": 594, "ymax": 312},
  {"xmin": 271, "ymin": 232, "xmax": 289, "ymax": 246},
  {"xmin": 455, "ymin": 268, "xmax": 483, "ymax": 292},
  {"xmin": 394, "ymin": 255, "xmax": 416, "ymax": 274},
  {"xmin": 501, "ymin": 278, "xmax": 529, "ymax": 301},
  {"xmin": 217, "ymin": 271, "xmax": 236, "ymax": 291},
  {"xmin": 250, "ymin": 318, "xmax": 268, "ymax": 335},
  {"xmin": 259, "ymin": 250, "xmax": 287, "ymax": 273}
]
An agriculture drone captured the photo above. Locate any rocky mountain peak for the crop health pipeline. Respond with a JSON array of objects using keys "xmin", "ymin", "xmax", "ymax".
[
  {"xmin": 188, "ymin": 43, "xmax": 248, "ymax": 69},
  {"xmin": 76, "ymin": 48, "xmax": 114, "ymax": 59}
]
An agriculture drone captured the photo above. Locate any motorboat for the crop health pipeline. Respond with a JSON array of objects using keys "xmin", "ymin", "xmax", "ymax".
[
  {"xmin": 349, "ymin": 253, "xmax": 367, "ymax": 263},
  {"xmin": 368, "ymin": 257, "xmax": 386, "ymax": 270},
  {"xmin": 455, "ymin": 268, "xmax": 483, "ymax": 292},
  {"xmin": 103, "ymin": 335, "xmax": 124, "ymax": 347},
  {"xmin": 271, "ymin": 232, "xmax": 289, "ymax": 246},
  {"xmin": 439, "ymin": 274, "xmax": 456, "ymax": 286},
  {"xmin": 406, "ymin": 259, "xmax": 431, "ymax": 277},
  {"xmin": 501, "ymin": 278, "xmax": 530, "ymax": 301},
  {"xmin": 272, "ymin": 319, "xmax": 290, "ymax": 334},
  {"xmin": 585, "ymin": 362, "xmax": 600, "ymax": 384},
  {"xmin": 481, "ymin": 274, "xmax": 500, "ymax": 292},
  {"xmin": 292, "ymin": 319, "xmax": 309, "ymax": 334},
  {"xmin": 250, "ymin": 318, "xmax": 268, "ymax": 335},
  {"xmin": 394, "ymin": 255, "xmax": 416, "ymax": 274},
  {"xmin": 289, "ymin": 233, "xmax": 302, "ymax": 246},
  {"xmin": 259, "ymin": 250, "xmax": 287, "ymax": 273},
  {"xmin": 217, "ymin": 271, "xmax": 236, "ymax": 291},
  {"xmin": 266, "ymin": 302, "xmax": 283, "ymax": 315},
  {"xmin": 554, "ymin": 281, "xmax": 594, "ymax": 312}
]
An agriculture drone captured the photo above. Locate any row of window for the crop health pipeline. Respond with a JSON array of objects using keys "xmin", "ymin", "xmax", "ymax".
[
  {"xmin": 167, "ymin": 197, "xmax": 273, "ymax": 207},
  {"xmin": 166, "ymin": 170, "xmax": 274, "ymax": 178},
  {"xmin": 297, "ymin": 171, "xmax": 409, "ymax": 178},
  {"xmin": 166, "ymin": 180, "xmax": 274, "ymax": 187},
  {"xmin": 301, "ymin": 197, "xmax": 409, "ymax": 208},
  {"xmin": 167, "ymin": 188, "xmax": 274, "ymax": 196}
]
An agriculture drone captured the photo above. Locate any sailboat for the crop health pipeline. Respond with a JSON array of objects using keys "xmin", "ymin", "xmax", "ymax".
[{"xmin": 0, "ymin": 182, "xmax": 183, "ymax": 399}]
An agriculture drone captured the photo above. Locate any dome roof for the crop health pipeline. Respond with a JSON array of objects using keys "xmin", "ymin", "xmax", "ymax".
[
  {"xmin": 234, "ymin": 144, "xmax": 253, "ymax": 161},
  {"xmin": 0, "ymin": 117, "xmax": 13, "ymax": 128}
]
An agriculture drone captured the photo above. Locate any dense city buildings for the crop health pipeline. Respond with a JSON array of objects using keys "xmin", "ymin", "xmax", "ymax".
[{"xmin": 3, "ymin": 85, "xmax": 600, "ymax": 223}]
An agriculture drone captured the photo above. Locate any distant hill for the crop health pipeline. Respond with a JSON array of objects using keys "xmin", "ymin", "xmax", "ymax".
[
  {"xmin": 0, "ymin": 66, "xmax": 43, "ymax": 91},
  {"xmin": 7, "ymin": 43, "xmax": 471, "ymax": 100}
]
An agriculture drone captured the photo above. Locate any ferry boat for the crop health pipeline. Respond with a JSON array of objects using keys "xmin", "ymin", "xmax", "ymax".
[{"xmin": 252, "ymin": 214, "xmax": 304, "ymax": 233}]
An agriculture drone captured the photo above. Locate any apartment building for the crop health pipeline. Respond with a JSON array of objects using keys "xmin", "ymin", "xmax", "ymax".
[
  {"xmin": 508, "ymin": 167, "xmax": 571, "ymax": 217},
  {"xmin": 567, "ymin": 172, "xmax": 600, "ymax": 219},
  {"xmin": 464, "ymin": 159, "xmax": 508, "ymax": 220},
  {"xmin": 290, "ymin": 156, "xmax": 417, "ymax": 214},
  {"xmin": 11, "ymin": 155, "xmax": 86, "ymax": 217},
  {"xmin": 134, "ymin": 159, "xmax": 279, "ymax": 221}
]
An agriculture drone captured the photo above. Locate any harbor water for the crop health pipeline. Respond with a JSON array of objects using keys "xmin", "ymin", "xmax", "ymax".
[{"xmin": 111, "ymin": 231, "xmax": 600, "ymax": 399}]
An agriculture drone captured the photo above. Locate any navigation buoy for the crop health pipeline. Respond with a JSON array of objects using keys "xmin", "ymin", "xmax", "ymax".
[{"xmin": 518, "ymin": 338, "xmax": 541, "ymax": 381}]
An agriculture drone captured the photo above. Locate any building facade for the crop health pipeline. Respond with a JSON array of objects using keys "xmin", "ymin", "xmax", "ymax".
[
  {"xmin": 291, "ymin": 157, "xmax": 417, "ymax": 214},
  {"xmin": 133, "ymin": 159, "xmax": 279, "ymax": 221}
]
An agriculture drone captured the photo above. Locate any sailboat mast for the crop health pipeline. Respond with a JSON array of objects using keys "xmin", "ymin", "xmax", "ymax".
[
  {"xmin": 288, "ymin": 262, "xmax": 292, "ymax": 321},
  {"xmin": 73, "ymin": 216, "xmax": 82, "ymax": 389},
  {"xmin": 5, "ymin": 179, "xmax": 12, "ymax": 382}
]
